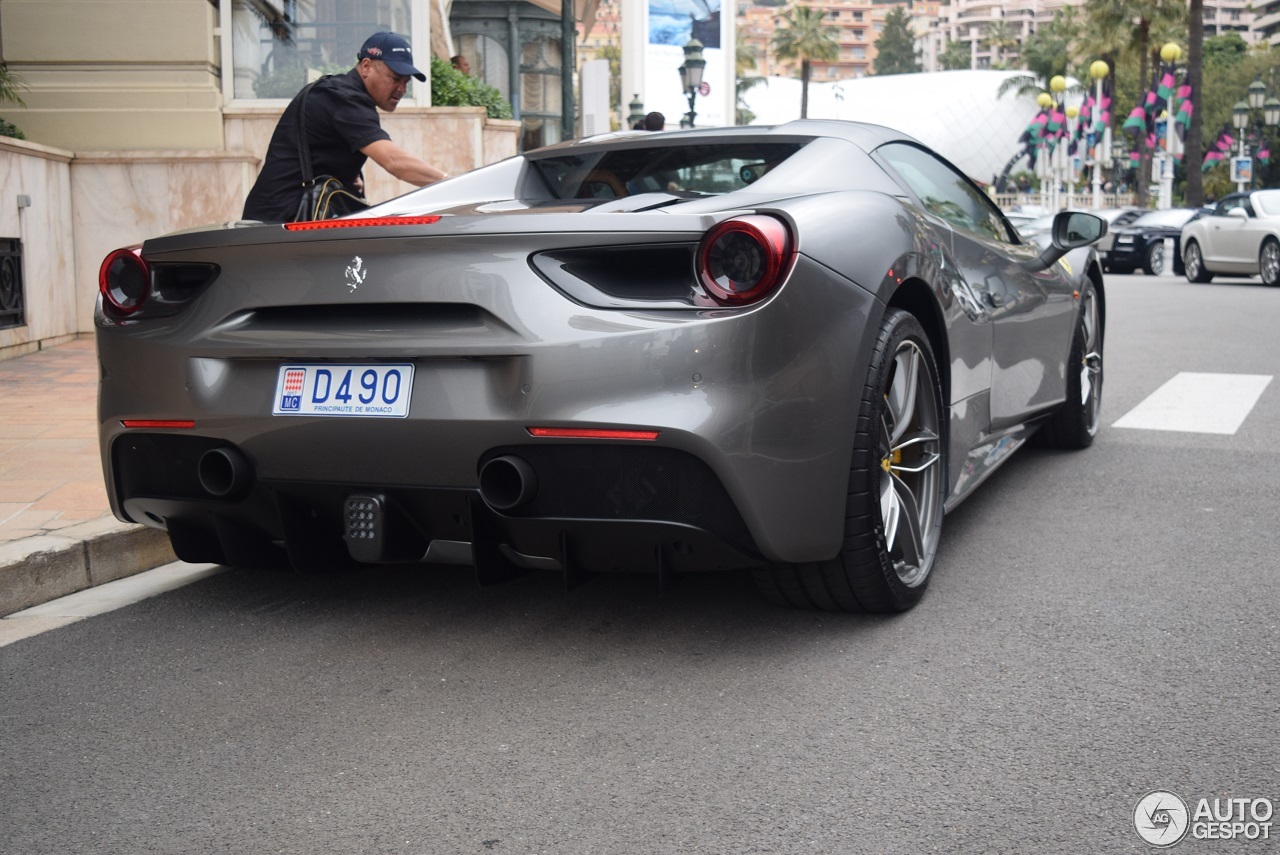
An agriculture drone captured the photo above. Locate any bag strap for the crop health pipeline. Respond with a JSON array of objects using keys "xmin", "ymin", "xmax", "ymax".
[{"xmin": 294, "ymin": 77, "xmax": 330, "ymax": 188}]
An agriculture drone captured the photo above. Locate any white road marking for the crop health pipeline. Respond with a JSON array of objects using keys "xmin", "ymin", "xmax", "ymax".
[
  {"xmin": 0, "ymin": 561, "xmax": 222, "ymax": 647},
  {"xmin": 1112, "ymin": 372, "xmax": 1273, "ymax": 435}
]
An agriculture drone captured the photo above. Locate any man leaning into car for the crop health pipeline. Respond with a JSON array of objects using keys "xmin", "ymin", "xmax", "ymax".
[{"xmin": 242, "ymin": 31, "xmax": 449, "ymax": 223}]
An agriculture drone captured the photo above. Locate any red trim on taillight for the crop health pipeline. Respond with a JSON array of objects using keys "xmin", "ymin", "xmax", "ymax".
[
  {"xmin": 99, "ymin": 246, "xmax": 150, "ymax": 316},
  {"xmin": 283, "ymin": 216, "xmax": 442, "ymax": 231},
  {"xmin": 527, "ymin": 427, "xmax": 661, "ymax": 441},
  {"xmin": 121, "ymin": 420, "xmax": 195, "ymax": 429},
  {"xmin": 697, "ymin": 215, "xmax": 794, "ymax": 306}
]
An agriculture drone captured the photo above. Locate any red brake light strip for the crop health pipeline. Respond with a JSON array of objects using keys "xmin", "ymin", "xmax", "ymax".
[
  {"xmin": 284, "ymin": 216, "xmax": 442, "ymax": 231},
  {"xmin": 527, "ymin": 427, "xmax": 660, "ymax": 441},
  {"xmin": 121, "ymin": 420, "xmax": 196, "ymax": 429}
]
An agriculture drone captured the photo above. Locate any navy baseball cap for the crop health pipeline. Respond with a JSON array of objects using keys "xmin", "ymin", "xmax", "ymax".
[{"xmin": 358, "ymin": 32, "xmax": 426, "ymax": 82}]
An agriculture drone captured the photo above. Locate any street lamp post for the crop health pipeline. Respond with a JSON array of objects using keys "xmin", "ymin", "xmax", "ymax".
[
  {"xmin": 1050, "ymin": 75, "xmax": 1067, "ymax": 211},
  {"xmin": 1090, "ymin": 60, "xmax": 1110, "ymax": 210},
  {"xmin": 1157, "ymin": 43, "xmax": 1182, "ymax": 211},
  {"xmin": 676, "ymin": 39, "xmax": 706, "ymax": 129},
  {"xmin": 1233, "ymin": 100, "xmax": 1251, "ymax": 193},
  {"xmin": 1036, "ymin": 91, "xmax": 1053, "ymax": 210},
  {"xmin": 627, "ymin": 94, "xmax": 646, "ymax": 130},
  {"xmin": 1065, "ymin": 104, "xmax": 1079, "ymax": 210},
  {"xmin": 1231, "ymin": 79, "xmax": 1280, "ymax": 192}
]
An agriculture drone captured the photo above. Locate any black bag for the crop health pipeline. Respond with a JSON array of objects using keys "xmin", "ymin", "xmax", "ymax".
[{"xmin": 293, "ymin": 78, "xmax": 370, "ymax": 222}]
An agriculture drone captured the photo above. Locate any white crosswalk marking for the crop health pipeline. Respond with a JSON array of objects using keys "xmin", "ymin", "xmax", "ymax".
[{"xmin": 1112, "ymin": 372, "xmax": 1273, "ymax": 435}]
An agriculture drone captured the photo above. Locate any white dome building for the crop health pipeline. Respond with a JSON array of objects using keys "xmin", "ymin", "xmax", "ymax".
[{"xmin": 741, "ymin": 70, "xmax": 1056, "ymax": 186}]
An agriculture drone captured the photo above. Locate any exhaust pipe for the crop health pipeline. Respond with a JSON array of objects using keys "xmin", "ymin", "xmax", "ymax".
[
  {"xmin": 478, "ymin": 455, "xmax": 538, "ymax": 511},
  {"xmin": 197, "ymin": 447, "xmax": 253, "ymax": 499}
]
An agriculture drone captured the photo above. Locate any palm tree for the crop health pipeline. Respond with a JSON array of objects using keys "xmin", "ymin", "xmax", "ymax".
[
  {"xmin": 737, "ymin": 28, "xmax": 766, "ymax": 125},
  {"xmin": 0, "ymin": 63, "xmax": 26, "ymax": 106},
  {"xmin": 771, "ymin": 5, "xmax": 839, "ymax": 119},
  {"xmin": 1184, "ymin": 0, "xmax": 1205, "ymax": 206},
  {"xmin": 997, "ymin": 7, "xmax": 1079, "ymax": 100},
  {"xmin": 983, "ymin": 19, "xmax": 1020, "ymax": 69}
]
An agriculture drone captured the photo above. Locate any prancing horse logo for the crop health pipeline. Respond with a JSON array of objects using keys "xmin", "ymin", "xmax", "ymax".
[{"xmin": 345, "ymin": 256, "xmax": 366, "ymax": 292}]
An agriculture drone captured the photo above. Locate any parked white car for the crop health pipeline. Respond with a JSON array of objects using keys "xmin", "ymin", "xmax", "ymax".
[{"xmin": 1180, "ymin": 189, "xmax": 1280, "ymax": 286}]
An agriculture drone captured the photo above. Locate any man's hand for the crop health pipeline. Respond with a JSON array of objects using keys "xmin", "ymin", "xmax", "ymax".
[{"xmin": 361, "ymin": 139, "xmax": 448, "ymax": 186}]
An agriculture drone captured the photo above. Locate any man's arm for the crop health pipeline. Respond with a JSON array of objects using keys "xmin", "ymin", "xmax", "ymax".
[{"xmin": 360, "ymin": 139, "xmax": 448, "ymax": 185}]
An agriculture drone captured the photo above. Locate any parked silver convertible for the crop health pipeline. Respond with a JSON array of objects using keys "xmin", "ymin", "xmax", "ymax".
[
  {"xmin": 96, "ymin": 121, "xmax": 1106, "ymax": 612},
  {"xmin": 1181, "ymin": 189, "xmax": 1280, "ymax": 285}
]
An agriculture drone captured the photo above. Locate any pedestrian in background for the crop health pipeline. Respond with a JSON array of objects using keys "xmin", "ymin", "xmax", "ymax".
[{"xmin": 451, "ymin": 55, "xmax": 470, "ymax": 75}]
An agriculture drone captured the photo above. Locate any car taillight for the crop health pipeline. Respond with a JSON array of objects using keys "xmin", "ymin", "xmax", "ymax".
[
  {"xmin": 696, "ymin": 215, "xmax": 794, "ymax": 306},
  {"xmin": 99, "ymin": 246, "xmax": 150, "ymax": 316}
]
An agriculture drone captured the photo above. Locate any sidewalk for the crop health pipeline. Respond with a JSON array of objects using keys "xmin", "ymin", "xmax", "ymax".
[{"xmin": 0, "ymin": 337, "xmax": 176, "ymax": 616}]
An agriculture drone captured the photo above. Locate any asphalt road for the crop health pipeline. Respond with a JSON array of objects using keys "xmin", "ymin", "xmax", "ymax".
[{"xmin": 3, "ymin": 273, "xmax": 1278, "ymax": 855}]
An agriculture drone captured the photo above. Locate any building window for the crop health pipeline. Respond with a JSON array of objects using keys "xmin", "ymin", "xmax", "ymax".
[
  {"xmin": 226, "ymin": 0, "xmax": 414, "ymax": 101},
  {"xmin": 456, "ymin": 33, "xmax": 509, "ymax": 99},
  {"xmin": 853, "ymin": 47, "xmax": 866, "ymax": 59},
  {"xmin": 520, "ymin": 35, "xmax": 563, "ymax": 151}
]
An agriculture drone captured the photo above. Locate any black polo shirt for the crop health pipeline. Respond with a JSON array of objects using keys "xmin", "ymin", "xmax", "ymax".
[{"xmin": 242, "ymin": 69, "xmax": 391, "ymax": 223}]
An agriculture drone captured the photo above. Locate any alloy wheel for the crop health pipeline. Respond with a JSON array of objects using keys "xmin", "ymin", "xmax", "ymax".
[
  {"xmin": 1186, "ymin": 244, "xmax": 1202, "ymax": 279},
  {"xmin": 878, "ymin": 340, "xmax": 943, "ymax": 587},
  {"xmin": 1079, "ymin": 287, "xmax": 1103, "ymax": 436},
  {"xmin": 1262, "ymin": 240, "xmax": 1280, "ymax": 286}
]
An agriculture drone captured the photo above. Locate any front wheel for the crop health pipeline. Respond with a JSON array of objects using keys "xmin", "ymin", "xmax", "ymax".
[
  {"xmin": 1184, "ymin": 240, "xmax": 1213, "ymax": 283},
  {"xmin": 753, "ymin": 309, "xmax": 946, "ymax": 613},
  {"xmin": 1036, "ymin": 280, "xmax": 1103, "ymax": 449},
  {"xmin": 1260, "ymin": 238, "xmax": 1280, "ymax": 287},
  {"xmin": 1143, "ymin": 241, "xmax": 1164, "ymax": 276}
]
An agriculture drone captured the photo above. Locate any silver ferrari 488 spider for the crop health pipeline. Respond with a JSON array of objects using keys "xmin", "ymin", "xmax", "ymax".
[{"xmin": 96, "ymin": 120, "xmax": 1107, "ymax": 612}]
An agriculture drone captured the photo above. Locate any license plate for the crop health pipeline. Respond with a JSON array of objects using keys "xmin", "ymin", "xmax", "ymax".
[{"xmin": 272, "ymin": 364, "xmax": 414, "ymax": 417}]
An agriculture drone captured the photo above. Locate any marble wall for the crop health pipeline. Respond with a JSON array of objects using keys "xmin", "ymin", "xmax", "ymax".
[
  {"xmin": 0, "ymin": 138, "xmax": 76, "ymax": 360},
  {"xmin": 0, "ymin": 107, "xmax": 519, "ymax": 358}
]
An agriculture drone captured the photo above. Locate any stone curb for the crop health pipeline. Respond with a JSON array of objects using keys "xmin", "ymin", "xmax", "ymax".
[{"xmin": 0, "ymin": 518, "xmax": 177, "ymax": 617}]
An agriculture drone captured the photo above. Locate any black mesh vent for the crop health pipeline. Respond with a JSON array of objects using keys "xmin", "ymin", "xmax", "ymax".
[
  {"xmin": 483, "ymin": 444, "xmax": 756, "ymax": 552},
  {"xmin": 112, "ymin": 433, "xmax": 231, "ymax": 502}
]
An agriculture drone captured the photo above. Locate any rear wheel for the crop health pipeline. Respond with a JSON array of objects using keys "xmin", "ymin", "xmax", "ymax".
[
  {"xmin": 1184, "ymin": 240, "xmax": 1213, "ymax": 283},
  {"xmin": 1036, "ymin": 280, "xmax": 1103, "ymax": 449},
  {"xmin": 1143, "ymin": 241, "xmax": 1164, "ymax": 276},
  {"xmin": 753, "ymin": 309, "xmax": 946, "ymax": 613},
  {"xmin": 1260, "ymin": 238, "xmax": 1280, "ymax": 287}
]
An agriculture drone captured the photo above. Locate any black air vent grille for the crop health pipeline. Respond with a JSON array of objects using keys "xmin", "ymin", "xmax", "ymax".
[{"xmin": 0, "ymin": 239, "xmax": 25, "ymax": 330}]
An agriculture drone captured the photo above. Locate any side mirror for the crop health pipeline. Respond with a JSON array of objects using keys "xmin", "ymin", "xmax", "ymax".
[
  {"xmin": 1228, "ymin": 207, "xmax": 1249, "ymax": 220},
  {"xmin": 1022, "ymin": 211, "xmax": 1107, "ymax": 272}
]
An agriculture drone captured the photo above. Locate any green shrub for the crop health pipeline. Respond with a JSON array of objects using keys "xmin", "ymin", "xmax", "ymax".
[
  {"xmin": 429, "ymin": 56, "xmax": 513, "ymax": 120},
  {"xmin": 0, "ymin": 117, "xmax": 23, "ymax": 139}
]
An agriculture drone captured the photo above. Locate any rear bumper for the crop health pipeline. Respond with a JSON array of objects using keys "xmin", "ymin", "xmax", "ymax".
[
  {"xmin": 111, "ymin": 432, "xmax": 761, "ymax": 577},
  {"xmin": 96, "ymin": 255, "xmax": 882, "ymax": 567}
]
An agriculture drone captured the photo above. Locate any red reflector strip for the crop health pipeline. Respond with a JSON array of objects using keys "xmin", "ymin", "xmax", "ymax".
[
  {"xmin": 121, "ymin": 420, "xmax": 196, "ymax": 429},
  {"xmin": 283, "ymin": 216, "xmax": 442, "ymax": 231},
  {"xmin": 527, "ymin": 427, "xmax": 660, "ymax": 441}
]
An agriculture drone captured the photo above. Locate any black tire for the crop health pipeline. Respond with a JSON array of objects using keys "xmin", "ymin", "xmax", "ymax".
[
  {"xmin": 1142, "ymin": 241, "xmax": 1164, "ymax": 276},
  {"xmin": 753, "ymin": 309, "xmax": 946, "ymax": 613},
  {"xmin": 1184, "ymin": 240, "xmax": 1213, "ymax": 283},
  {"xmin": 1037, "ymin": 280, "xmax": 1103, "ymax": 449},
  {"xmin": 1260, "ymin": 238, "xmax": 1280, "ymax": 287}
]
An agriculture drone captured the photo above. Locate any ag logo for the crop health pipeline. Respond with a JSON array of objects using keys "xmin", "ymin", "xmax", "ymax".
[
  {"xmin": 345, "ymin": 255, "xmax": 367, "ymax": 292},
  {"xmin": 1135, "ymin": 791, "xmax": 1190, "ymax": 847}
]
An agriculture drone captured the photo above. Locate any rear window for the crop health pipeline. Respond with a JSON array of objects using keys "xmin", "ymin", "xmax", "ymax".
[{"xmin": 528, "ymin": 142, "xmax": 808, "ymax": 200}]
